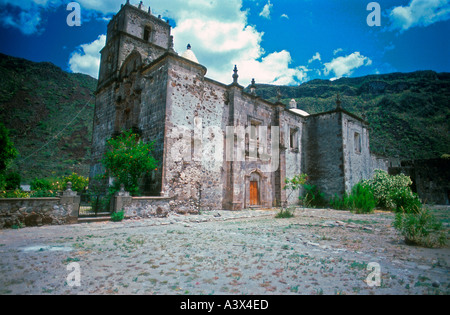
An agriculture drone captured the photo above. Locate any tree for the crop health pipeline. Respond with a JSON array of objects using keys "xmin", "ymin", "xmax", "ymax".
[
  {"xmin": 276, "ymin": 174, "xmax": 308, "ymax": 218},
  {"xmin": 0, "ymin": 123, "xmax": 18, "ymax": 173},
  {"xmin": 102, "ymin": 130, "xmax": 158, "ymax": 196}
]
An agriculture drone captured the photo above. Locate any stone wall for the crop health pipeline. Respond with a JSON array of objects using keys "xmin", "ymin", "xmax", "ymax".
[
  {"xmin": 0, "ymin": 189, "xmax": 80, "ymax": 229},
  {"xmin": 389, "ymin": 158, "xmax": 450, "ymax": 205},
  {"xmin": 121, "ymin": 197, "xmax": 179, "ymax": 218},
  {"xmin": 163, "ymin": 56, "xmax": 227, "ymax": 211},
  {"xmin": 281, "ymin": 109, "xmax": 304, "ymax": 205},
  {"xmin": 302, "ymin": 111, "xmax": 345, "ymax": 198},
  {"xmin": 342, "ymin": 112, "xmax": 373, "ymax": 192},
  {"xmin": 115, "ymin": 189, "xmax": 196, "ymax": 218}
]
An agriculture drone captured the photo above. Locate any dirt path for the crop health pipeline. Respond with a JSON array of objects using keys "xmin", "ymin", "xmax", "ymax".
[{"xmin": 0, "ymin": 208, "xmax": 448, "ymax": 295}]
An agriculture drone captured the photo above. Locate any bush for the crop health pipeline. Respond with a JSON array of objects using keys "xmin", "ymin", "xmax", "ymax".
[
  {"xmin": 0, "ymin": 173, "xmax": 6, "ymax": 191},
  {"xmin": 394, "ymin": 208, "xmax": 447, "ymax": 248},
  {"xmin": 301, "ymin": 184, "xmax": 327, "ymax": 208},
  {"xmin": 330, "ymin": 183, "xmax": 376, "ymax": 214},
  {"xmin": 363, "ymin": 170, "xmax": 415, "ymax": 211},
  {"xmin": 0, "ymin": 189, "xmax": 30, "ymax": 198},
  {"xmin": 350, "ymin": 183, "xmax": 376, "ymax": 214},
  {"xmin": 5, "ymin": 172, "xmax": 21, "ymax": 190},
  {"xmin": 0, "ymin": 123, "xmax": 18, "ymax": 173},
  {"xmin": 29, "ymin": 190, "xmax": 59, "ymax": 198},
  {"xmin": 275, "ymin": 208, "xmax": 295, "ymax": 219},
  {"xmin": 111, "ymin": 210, "xmax": 125, "ymax": 222},
  {"xmin": 330, "ymin": 193, "xmax": 350, "ymax": 210},
  {"xmin": 30, "ymin": 178, "xmax": 54, "ymax": 191},
  {"xmin": 390, "ymin": 187, "xmax": 422, "ymax": 214},
  {"xmin": 62, "ymin": 173, "xmax": 89, "ymax": 192}
]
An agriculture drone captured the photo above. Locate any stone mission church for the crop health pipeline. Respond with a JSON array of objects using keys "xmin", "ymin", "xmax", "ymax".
[{"xmin": 89, "ymin": 1, "xmax": 388, "ymax": 213}]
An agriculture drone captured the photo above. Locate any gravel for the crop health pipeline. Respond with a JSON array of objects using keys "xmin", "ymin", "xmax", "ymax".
[{"xmin": 0, "ymin": 208, "xmax": 448, "ymax": 295}]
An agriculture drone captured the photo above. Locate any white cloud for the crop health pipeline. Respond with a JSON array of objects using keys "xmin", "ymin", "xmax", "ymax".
[
  {"xmin": 239, "ymin": 51, "xmax": 309, "ymax": 86},
  {"xmin": 323, "ymin": 52, "xmax": 372, "ymax": 79},
  {"xmin": 389, "ymin": 0, "xmax": 450, "ymax": 31},
  {"xmin": 68, "ymin": 35, "xmax": 106, "ymax": 79},
  {"xmin": 164, "ymin": 0, "xmax": 307, "ymax": 85},
  {"xmin": 259, "ymin": 0, "xmax": 273, "ymax": 19},
  {"xmin": 308, "ymin": 52, "xmax": 321, "ymax": 64},
  {"xmin": 333, "ymin": 48, "xmax": 343, "ymax": 55},
  {"xmin": 0, "ymin": 8, "xmax": 43, "ymax": 35}
]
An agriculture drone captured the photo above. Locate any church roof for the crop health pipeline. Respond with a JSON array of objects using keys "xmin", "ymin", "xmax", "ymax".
[
  {"xmin": 288, "ymin": 99, "xmax": 309, "ymax": 116},
  {"xmin": 289, "ymin": 108, "xmax": 310, "ymax": 117},
  {"xmin": 181, "ymin": 44, "xmax": 199, "ymax": 64}
]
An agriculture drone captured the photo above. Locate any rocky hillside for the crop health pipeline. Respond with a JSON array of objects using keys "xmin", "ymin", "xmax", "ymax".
[
  {"xmin": 0, "ymin": 53, "xmax": 97, "ymax": 182},
  {"xmin": 248, "ymin": 71, "xmax": 450, "ymax": 160}
]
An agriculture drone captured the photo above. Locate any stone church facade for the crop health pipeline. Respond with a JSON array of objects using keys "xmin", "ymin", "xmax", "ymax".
[{"xmin": 89, "ymin": 2, "xmax": 388, "ymax": 212}]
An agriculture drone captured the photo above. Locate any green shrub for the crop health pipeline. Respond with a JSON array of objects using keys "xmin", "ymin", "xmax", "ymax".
[
  {"xmin": 111, "ymin": 210, "xmax": 125, "ymax": 222},
  {"xmin": 29, "ymin": 190, "xmax": 59, "ymax": 198},
  {"xmin": 330, "ymin": 183, "xmax": 376, "ymax": 214},
  {"xmin": 275, "ymin": 208, "xmax": 295, "ymax": 219},
  {"xmin": 350, "ymin": 183, "xmax": 376, "ymax": 214},
  {"xmin": 330, "ymin": 193, "xmax": 350, "ymax": 210},
  {"xmin": 5, "ymin": 172, "xmax": 21, "ymax": 190},
  {"xmin": 393, "ymin": 208, "xmax": 447, "ymax": 248},
  {"xmin": 0, "ymin": 173, "xmax": 6, "ymax": 191},
  {"xmin": 30, "ymin": 178, "xmax": 53, "ymax": 191},
  {"xmin": 390, "ymin": 187, "xmax": 422, "ymax": 214},
  {"xmin": 363, "ymin": 170, "xmax": 415, "ymax": 211},
  {"xmin": 301, "ymin": 184, "xmax": 327, "ymax": 208},
  {"xmin": 62, "ymin": 173, "xmax": 89, "ymax": 192},
  {"xmin": 0, "ymin": 189, "xmax": 30, "ymax": 198},
  {"xmin": 0, "ymin": 123, "xmax": 18, "ymax": 173}
]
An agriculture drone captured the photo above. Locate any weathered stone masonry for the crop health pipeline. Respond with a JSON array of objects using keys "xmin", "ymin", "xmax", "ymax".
[
  {"xmin": 0, "ymin": 186, "xmax": 80, "ymax": 229},
  {"xmin": 89, "ymin": 2, "xmax": 388, "ymax": 216}
]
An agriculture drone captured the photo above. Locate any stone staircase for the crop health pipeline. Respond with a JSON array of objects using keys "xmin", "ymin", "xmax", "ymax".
[{"xmin": 78, "ymin": 212, "xmax": 112, "ymax": 224}]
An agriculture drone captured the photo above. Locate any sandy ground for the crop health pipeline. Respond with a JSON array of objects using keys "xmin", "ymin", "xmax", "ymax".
[{"xmin": 0, "ymin": 207, "xmax": 449, "ymax": 295}]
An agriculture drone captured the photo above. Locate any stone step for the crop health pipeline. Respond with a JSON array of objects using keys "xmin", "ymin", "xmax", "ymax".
[{"xmin": 78, "ymin": 215, "xmax": 112, "ymax": 224}]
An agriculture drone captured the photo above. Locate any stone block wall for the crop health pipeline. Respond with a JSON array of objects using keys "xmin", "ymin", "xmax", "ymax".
[
  {"xmin": 281, "ymin": 109, "xmax": 304, "ymax": 205},
  {"xmin": 342, "ymin": 113, "xmax": 373, "ymax": 192},
  {"xmin": 0, "ymin": 193, "xmax": 80, "ymax": 229},
  {"xmin": 163, "ymin": 56, "xmax": 228, "ymax": 210},
  {"xmin": 302, "ymin": 111, "xmax": 345, "ymax": 198}
]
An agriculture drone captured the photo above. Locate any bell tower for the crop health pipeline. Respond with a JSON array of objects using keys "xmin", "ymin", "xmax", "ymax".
[{"xmin": 97, "ymin": 1, "xmax": 173, "ymax": 86}]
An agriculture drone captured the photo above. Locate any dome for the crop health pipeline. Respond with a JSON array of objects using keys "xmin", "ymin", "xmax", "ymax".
[
  {"xmin": 181, "ymin": 44, "xmax": 199, "ymax": 64},
  {"xmin": 288, "ymin": 99, "xmax": 309, "ymax": 116},
  {"xmin": 289, "ymin": 108, "xmax": 310, "ymax": 117}
]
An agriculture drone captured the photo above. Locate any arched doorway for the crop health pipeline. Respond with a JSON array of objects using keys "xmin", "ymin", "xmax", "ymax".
[{"xmin": 245, "ymin": 169, "xmax": 268, "ymax": 208}]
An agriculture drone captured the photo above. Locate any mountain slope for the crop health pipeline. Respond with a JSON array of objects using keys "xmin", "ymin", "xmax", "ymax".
[
  {"xmin": 0, "ymin": 53, "xmax": 97, "ymax": 182},
  {"xmin": 248, "ymin": 71, "xmax": 450, "ymax": 160}
]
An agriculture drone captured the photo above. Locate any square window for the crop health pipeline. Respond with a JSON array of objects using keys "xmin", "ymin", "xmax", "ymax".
[{"xmin": 290, "ymin": 128, "xmax": 299, "ymax": 150}]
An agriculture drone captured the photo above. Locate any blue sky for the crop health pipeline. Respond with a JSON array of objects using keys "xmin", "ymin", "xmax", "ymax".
[{"xmin": 0, "ymin": 0, "xmax": 449, "ymax": 86}]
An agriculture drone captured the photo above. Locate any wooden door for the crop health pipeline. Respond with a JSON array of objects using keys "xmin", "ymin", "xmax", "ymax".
[{"xmin": 250, "ymin": 181, "xmax": 259, "ymax": 206}]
